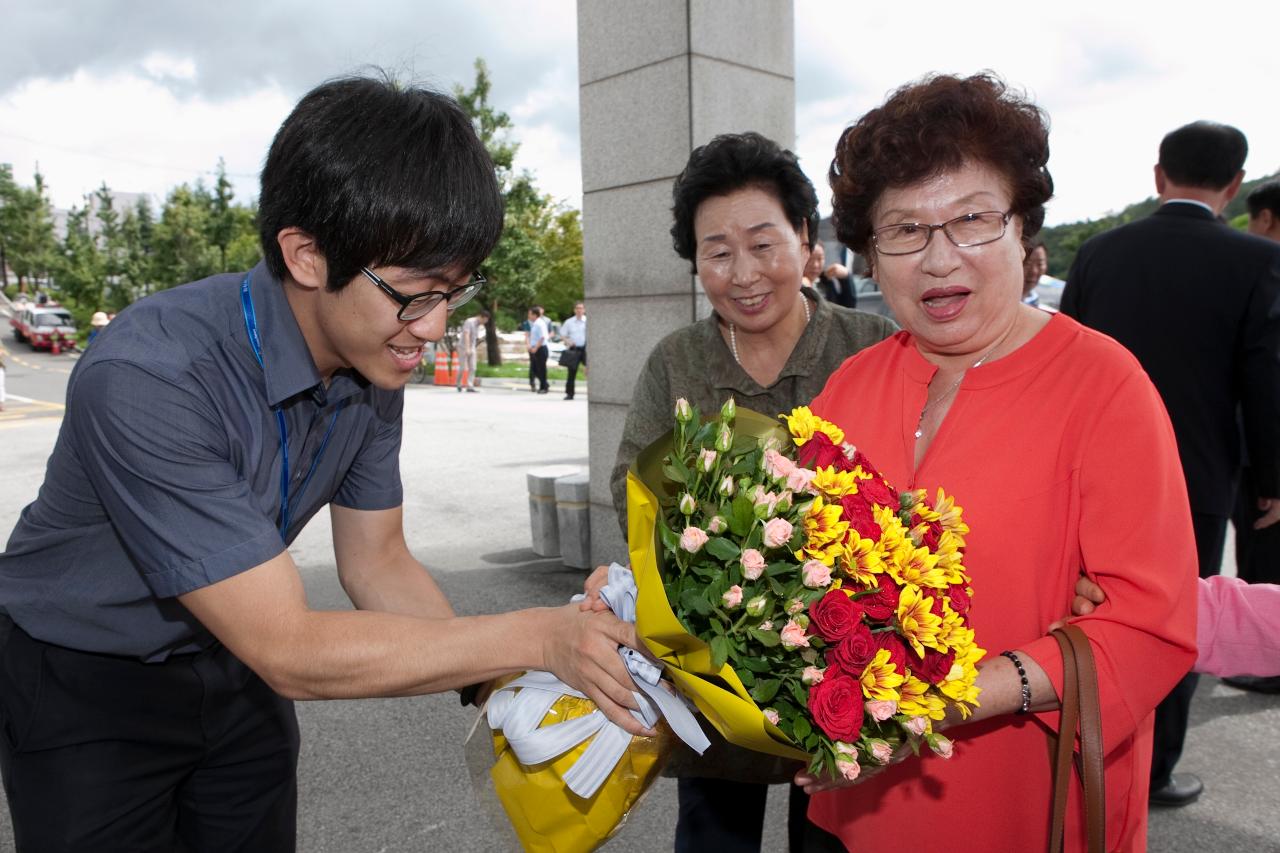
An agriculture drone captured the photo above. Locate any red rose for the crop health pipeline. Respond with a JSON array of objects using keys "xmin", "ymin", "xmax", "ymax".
[
  {"xmin": 850, "ymin": 449, "xmax": 882, "ymax": 479},
  {"xmin": 808, "ymin": 673, "xmax": 865, "ymax": 742},
  {"xmin": 828, "ymin": 622, "xmax": 878, "ymax": 674},
  {"xmin": 911, "ymin": 516, "xmax": 942, "ymax": 550},
  {"xmin": 797, "ymin": 432, "xmax": 847, "ymax": 470},
  {"xmin": 858, "ymin": 475, "xmax": 896, "ymax": 510},
  {"xmin": 860, "ymin": 576, "xmax": 900, "ymax": 622},
  {"xmin": 809, "ymin": 589, "xmax": 864, "ymax": 643},
  {"xmin": 840, "ymin": 493, "xmax": 882, "ymax": 541},
  {"xmin": 912, "ymin": 648, "xmax": 955, "ymax": 685},
  {"xmin": 874, "ymin": 632, "xmax": 909, "ymax": 673},
  {"xmin": 949, "ymin": 584, "xmax": 972, "ymax": 615}
]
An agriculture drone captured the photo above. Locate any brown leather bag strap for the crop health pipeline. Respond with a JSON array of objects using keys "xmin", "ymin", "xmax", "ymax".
[
  {"xmin": 1049, "ymin": 625, "xmax": 1107, "ymax": 853},
  {"xmin": 1050, "ymin": 629, "xmax": 1079, "ymax": 853}
]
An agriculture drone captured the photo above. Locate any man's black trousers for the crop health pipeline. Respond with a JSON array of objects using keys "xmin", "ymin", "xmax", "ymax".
[{"xmin": 0, "ymin": 616, "xmax": 299, "ymax": 852}]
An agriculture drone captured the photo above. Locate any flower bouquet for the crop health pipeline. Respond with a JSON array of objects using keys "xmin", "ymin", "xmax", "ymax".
[{"xmin": 628, "ymin": 398, "xmax": 985, "ymax": 780}]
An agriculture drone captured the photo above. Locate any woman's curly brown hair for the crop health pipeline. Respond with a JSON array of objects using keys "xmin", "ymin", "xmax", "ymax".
[{"xmin": 829, "ymin": 72, "xmax": 1053, "ymax": 257}]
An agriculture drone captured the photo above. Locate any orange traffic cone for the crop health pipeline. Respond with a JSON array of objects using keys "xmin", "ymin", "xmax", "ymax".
[
  {"xmin": 432, "ymin": 350, "xmax": 450, "ymax": 385},
  {"xmin": 51, "ymin": 338, "xmax": 61, "ymax": 355},
  {"xmin": 448, "ymin": 352, "xmax": 460, "ymax": 385}
]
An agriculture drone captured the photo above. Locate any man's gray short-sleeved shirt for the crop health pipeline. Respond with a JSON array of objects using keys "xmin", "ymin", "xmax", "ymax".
[{"xmin": 0, "ymin": 263, "xmax": 404, "ymax": 661}]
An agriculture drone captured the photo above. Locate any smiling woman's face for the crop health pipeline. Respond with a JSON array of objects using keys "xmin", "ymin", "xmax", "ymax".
[
  {"xmin": 693, "ymin": 186, "xmax": 809, "ymax": 335},
  {"xmin": 871, "ymin": 160, "xmax": 1026, "ymax": 361}
]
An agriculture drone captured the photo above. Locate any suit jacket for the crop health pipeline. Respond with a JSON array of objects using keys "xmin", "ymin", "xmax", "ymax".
[
  {"xmin": 815, "ymin": 273, "xmax": 857, "ymax": 309},
  {"xmin": 1061, "ymin": 202, "xmax": 1280, "ymax": 516}
]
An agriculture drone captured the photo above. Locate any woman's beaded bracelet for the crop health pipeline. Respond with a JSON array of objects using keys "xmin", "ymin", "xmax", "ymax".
[{"xmin": 1001, "ymin": 650, "xmax": 1032, "ymax": 714}]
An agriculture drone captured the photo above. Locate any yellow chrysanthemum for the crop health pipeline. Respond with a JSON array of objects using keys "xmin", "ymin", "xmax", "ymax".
[
  {"xmin": 782, "ymin": 406, "xmax": 845, "ymax": 447},
  {"xmin": 795, "ymin": 495, "xmax": 849, "ymax": 566},
  {"xmin": 933, "ymin": 531, "xmax": 967, "ymax": 584},
  {"xmin": 897, "ymin": 585, "xmax": 944, "ymax": 658},
  {"xmin": 813, "ymin": 466, "xmax": 862, "ymax": 499},
  {"xmin": 933, "ymin": 488, "xmax": 969, "ymax": 544},
  {"xmin": 860, "ymin": 648, "xmax": 905, "ymax": 701},
  {"xmin": 897, "ymin": 675, "xmax": 948, "ymax": 721},
  {"xmin": 909, "ymin": 489, "xmax": 941, "ymax": 522},
  {"xmin": 849, "ymin": 465, "xmax": 876, "ymax": 481},
  {"xmin": 887, "ymin": 543, "xmax": 949, "ymax": 590},
  {"xmin": 838, "ymin": 532, "xmax": 885, "ymax": 585},
  {"xmin": 874, "ymin": 505, "xmax": 909, "ymax": 552}
]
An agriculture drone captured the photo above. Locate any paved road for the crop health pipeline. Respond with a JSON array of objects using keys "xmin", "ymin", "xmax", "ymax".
[
  {"xmin": 0, "ymin": 343, "xmax": 73, "ymax": 425},
  {"xmin": 1, "ymin": 383, "xmax": 1277, "ymax": 852}
]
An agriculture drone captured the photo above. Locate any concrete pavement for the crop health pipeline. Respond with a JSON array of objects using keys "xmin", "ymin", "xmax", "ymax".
[{"xmin": 0, "ymin": 382, "xmax": 1277, "ymax": 851}]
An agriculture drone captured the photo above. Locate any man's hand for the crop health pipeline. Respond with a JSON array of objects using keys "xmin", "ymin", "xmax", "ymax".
[
  {"xmin": 1255, "ymin": 497, "xmax": 1280, "ymax": 529},
  {"xmin": 543, "ymin": 604, "xmax": 653, "ymax": 736},
  {"xmin": 579, "ymin": 563, "xmax": 621, "ymax": 612}
]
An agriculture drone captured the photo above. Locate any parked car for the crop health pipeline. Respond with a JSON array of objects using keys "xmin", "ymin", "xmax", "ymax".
[{"xmin": 11, "ymin": 305, "xmax": 77, "ymax": 351}]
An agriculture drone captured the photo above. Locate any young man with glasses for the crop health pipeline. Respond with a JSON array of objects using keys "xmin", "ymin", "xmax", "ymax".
[{"xmin": 0, "ymin": 74, "xmax": 647, "ymax": 852}]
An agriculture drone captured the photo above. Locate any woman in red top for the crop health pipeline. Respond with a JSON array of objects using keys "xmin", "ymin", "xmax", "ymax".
[{"xmin": 798, "ymin": 74, "xmax": 1198, "ymax": 852}]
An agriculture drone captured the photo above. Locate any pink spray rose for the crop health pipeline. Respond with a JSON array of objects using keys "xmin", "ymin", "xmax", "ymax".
[
  {"xmin": 762, "ymin": 517, "xmax": 794, "ymax": 549},
  {"xmin": 865, "ymin": 699, "xmax": 898, "ymax": 722},
  {"xmin": 802, "ymin": 559, "xmax": 833, "ymax": 589},
  {"xmin": 786, "ymin": 467, "xmax": 817, "ymax": 494},
  {"xmin": 903, "ymin": 716, "xmax": 929, "ymax": 737},
  {"xmin": 869, "ymin": 740, "xmax": 895, "ymax": 765},
  {"xmin": 722, "ymin": 585, "xmax": 744, "ymax": 609},
  {"xmin": 763, "ymin": 708, "xmax": 780, "ymax": 726},
  {"xmin": 802, "ymin": 666, "xmax": 826, "ymax": 685},
  {"xmin": 740, "ymin": 548, "xmax": 766, "ymax": 580},
  {"xmin": 680, "ymin": 526, "xmax": 709, "ymax": 553},
  {"xmin": 780, "ymin": 619, "xmax": 810, "ymax": 649},
  {"xmin": 929, "ymin": 734, "xmax": 954, "ymax": 759},
  {"xmin": 764, "ymin": 449, "xmax": 797, "ymax": 481},
  {"xmin": 835, "ymin": 756, "xmax": 861, "ymax": 782}
]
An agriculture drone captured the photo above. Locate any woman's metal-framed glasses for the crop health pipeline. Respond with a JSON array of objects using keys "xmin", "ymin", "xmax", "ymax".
[
  {"xmin": 360, "ymin": 267, "xmax": 486, "ymax": 321},
  {"xmin": 871, "ymin": 210, "xmax": 1012, "ymax": 256}
]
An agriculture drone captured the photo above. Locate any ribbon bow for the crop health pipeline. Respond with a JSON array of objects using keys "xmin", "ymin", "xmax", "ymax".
[{"xmin": 486, "ymin": 563, "xmax": 710, "ymax": 798}]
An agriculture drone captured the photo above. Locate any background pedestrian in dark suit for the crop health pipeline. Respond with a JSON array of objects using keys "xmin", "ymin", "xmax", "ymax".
[
  {"xmin": 806, "ymin": 242, "xmax": 857, "ymax": 309},
  {"xmin": 1061, "ymin": 121, "xmax": 1280, "ymax": 808}
]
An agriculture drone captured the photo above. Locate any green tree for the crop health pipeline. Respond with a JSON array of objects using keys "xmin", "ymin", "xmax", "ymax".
[
  {"xmin": 0, "ymin": 168, "xmax": 58, "ymax": 293},
  {"xmin": 455, "ymin": 58, "xmax": 556, "ymax": 364},
  {"xmin": 93, "ymin": 183, "xmax": 129, "ymax": 310},
  {"xmin": 538, "ymin": 206, "xmax": 585, "ymax": 322},
  {"xmin": 152, "ymin": 184, "xmax": 219, "ymax": 288},
  {"xmin": 208, "ymin": 158, "xmax": 236, "ymax": 271},
  {"xmin": 54, "ymin": 204, "xmax": 105, "ymax": 327}
]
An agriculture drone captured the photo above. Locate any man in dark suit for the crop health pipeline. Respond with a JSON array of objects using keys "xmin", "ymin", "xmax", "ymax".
[
  {"xmin": 806, "ymin": 242, "xmax": 857, "ymax": 309},
  {"xmin": 1062, "ymin": 121, "xmax": 1280, "ymax": 808}
]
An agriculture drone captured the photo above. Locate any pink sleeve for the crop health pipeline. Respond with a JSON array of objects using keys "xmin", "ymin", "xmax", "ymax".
[{"xmin": 1197, "ymin": 575, "xmax": 1280, "ymax": 677}]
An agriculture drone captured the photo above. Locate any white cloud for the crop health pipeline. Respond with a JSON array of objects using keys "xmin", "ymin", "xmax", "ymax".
[{"xmin": 2, "ymin": 1, "xmax": 1277, "ymax": 227}]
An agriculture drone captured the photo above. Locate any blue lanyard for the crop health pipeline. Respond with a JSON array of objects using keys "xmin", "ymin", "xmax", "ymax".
[{"xmin": 240, "ymin": 274, "xmax": 345, "ymax": 539}]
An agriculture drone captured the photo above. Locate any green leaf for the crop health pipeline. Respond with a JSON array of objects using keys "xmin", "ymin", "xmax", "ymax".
[
  {"xmin": 749, "ymin": 628, "xmax": 781, "ymax": 647},
  {"xmin": 738, "ymin": 668, "xmax": 757, "ymax": 687},
  {"xmin": 710, "ymin": 635, "xmax": 731, "ymax": 670},
  {"xmin": 766, "ymin": 561, "xmax": 794, "ymax": 577},
  {"xmin": 705, "ymin": 537, "xmax": 741, "ymax": 561},
  {"xmin": 681, "ymin": 587, "xmax": 713, "ymax": 616},
  {"xmin": 730, "ymin": 494, "xmax": 754, "ymax": 537},
  {"xmin": 790, "ymin": 681, "xmax": 809, "ymax": 706},
  {"xmin": 661, "ymin": 463, "xmax": 688, "ymax": 485},
  {"xmin": 792, "ymin": 716, "xmax": 812, "ymax": 741},
  {"xmin": 657, "ymin": 518, "xmax": 680, "ymax": 553},
  {"xmin": 740, "ymin": 655, "xmax": 773, "ymax": 672},
  {"xmin": 751, "ymin": 678, "xmax": 781, "ymax": 703}
]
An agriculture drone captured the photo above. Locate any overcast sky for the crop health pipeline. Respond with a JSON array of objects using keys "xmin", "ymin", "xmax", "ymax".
[{"xmin": 2, "ymin": 1, "xmax": 1277, "ymax": 227}]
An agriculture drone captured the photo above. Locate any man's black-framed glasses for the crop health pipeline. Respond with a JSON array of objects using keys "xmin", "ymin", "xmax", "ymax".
[
  {"xmin": 361, "ymin": 267, "xmax": 486, "ymax": 321},
  {"xmin": 871, "ymin": 210, "xmax": 1012, "ymax": 256}
]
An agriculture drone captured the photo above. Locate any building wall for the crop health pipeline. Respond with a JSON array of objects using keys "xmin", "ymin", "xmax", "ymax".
[{"xmin": 577, "ymin": 0, "xmax": 796, "ymax": 563}]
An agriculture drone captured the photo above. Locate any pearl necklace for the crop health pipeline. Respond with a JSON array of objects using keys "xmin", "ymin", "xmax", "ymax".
[
  {"xmin": 913, "ymin": 321, "xmax": 1018, "ymax": 440},
  {"xmin": 729, "ymin": 295, "xmax": 811, "ymax": 366}
]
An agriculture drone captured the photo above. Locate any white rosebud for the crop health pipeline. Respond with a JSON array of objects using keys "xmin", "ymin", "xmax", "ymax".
[
  {"xmin": 718, "ymin": 476, "xmax": 735, "ymax": 497},
  {"xmin": 715, "ymin": 425, "xmax": 733, "ymax": 453},
  {"xmin": 746, "ymin": 595, "xmax": 768, "ymax": 617},
  {"xmin": 707, "ymin": 515, "xmax": 728, "ymax": 534},
  {"xmin": 674, "ymin": 398, "xmax": 693, "ymax": 424},
  {"xmin": 720, "ymin": 397, "xmax": 736, "ymax": 422},
  {"xmin": 679, "ymin": 493, "xmax": 696, "ymax": 515}
]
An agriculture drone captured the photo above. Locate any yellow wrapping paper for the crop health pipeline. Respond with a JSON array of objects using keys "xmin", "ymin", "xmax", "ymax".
[
  {"xmin": 629, "ymin": 409, "xmax": 808, "ymax": 762},
  {"xmin": 486, "ymin": 692, "xmax": 669, "ymax": 853}
]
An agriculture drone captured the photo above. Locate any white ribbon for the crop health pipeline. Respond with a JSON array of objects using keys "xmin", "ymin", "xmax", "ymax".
[{"xmin": 485, "ymin": 562, "xmax": 710, "ymax": 798}]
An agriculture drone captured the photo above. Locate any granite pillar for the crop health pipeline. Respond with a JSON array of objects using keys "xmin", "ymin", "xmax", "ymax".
[{"xmin": 577, "ymin": 0, "xmax": 796, "ymax": 564}]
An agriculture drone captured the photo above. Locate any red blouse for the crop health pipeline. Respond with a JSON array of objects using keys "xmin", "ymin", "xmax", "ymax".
[{"xmin": 807, "ymin": 312, "xmax": 1198, "ymax": 852}]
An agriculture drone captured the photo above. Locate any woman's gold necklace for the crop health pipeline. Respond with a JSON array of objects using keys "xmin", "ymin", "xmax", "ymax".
[
  {"xmin": 728, "ymin": 294, "xmax": 811, "ymax": 366},
  {"xmin": 914, "ymin": 320, "xmax": 1019, "ymax": 440}
]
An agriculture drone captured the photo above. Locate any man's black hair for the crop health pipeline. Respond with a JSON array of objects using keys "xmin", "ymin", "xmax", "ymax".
[
  {"xmin": 1158, "ymin": 121, "xmax": 1248, "ymax": 190},
  {"xmin": 259, "ymin": 72, "xmax": 504, "ymax": 291},
  {"xmin": 670, "ymin": 132, "xmax": 819, "ymax": 273},
  {"xmin": 1247, "ymin": 180, "xmax": 1280, "ymax": 219}
]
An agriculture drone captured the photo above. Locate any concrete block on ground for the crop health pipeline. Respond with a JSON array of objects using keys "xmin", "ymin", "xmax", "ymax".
[
  {"xmin": 554, "ymin": 472, "xmax": 592, "ymax": 569},
  {"xmin": 528, "ymin": 465, "xmax": 582, "ymax": 556}
]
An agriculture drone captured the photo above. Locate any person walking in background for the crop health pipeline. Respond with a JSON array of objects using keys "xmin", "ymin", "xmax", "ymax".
[
  {"xmin": 807, "ymin": 242, "xmax": 857, "ymax": 309},
  {"xmin": 87, "ymin": 311, "xmax": 110, "ymax": 345},
  {"xmin": 527, "ymin": 305, "xmax": 550, "ymax": 394},
  {"xmin": 1061, "ymin": 121, "xmax": 1280, "ymax": 808},
  {"xmin": 455, "ymin": 308, "xmax": 489, "ymax": 393},
  {"xmin": 559, "ymin": 301, "xmax": 587, "ymax": 400},
  {"xmin": 1021, "ymin": 241, "xmax": 1047, "ymax": 306},
  {"xmin": 1227, "ymin": 178, "xmax": 1280, "ymax": 693}
]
